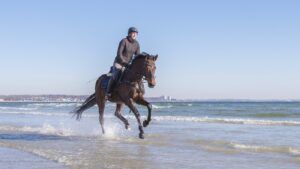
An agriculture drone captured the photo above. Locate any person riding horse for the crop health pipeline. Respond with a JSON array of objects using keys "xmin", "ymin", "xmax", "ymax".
[
  {"xmin": 106, "ymin": 27, "xmax": 140, "ymax": 97},
  {"xmin": 73, "ymin": 27, "xmax": 158, "ymax": 139}
]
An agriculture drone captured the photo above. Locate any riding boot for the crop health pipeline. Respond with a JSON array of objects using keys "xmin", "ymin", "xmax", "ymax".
[{"xmin": 105, "ymin": 77, "xmax": 114, "ymax": 97}]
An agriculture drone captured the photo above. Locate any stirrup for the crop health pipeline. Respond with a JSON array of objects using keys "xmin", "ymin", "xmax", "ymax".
[{"xmin": 105, "ymin": 93, "xmax": 111, "ymax": 100}]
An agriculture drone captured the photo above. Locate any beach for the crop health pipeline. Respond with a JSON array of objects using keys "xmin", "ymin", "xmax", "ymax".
[{"xmin": 0, "ymin": 101, "xmax": 300, "ymax": 169}]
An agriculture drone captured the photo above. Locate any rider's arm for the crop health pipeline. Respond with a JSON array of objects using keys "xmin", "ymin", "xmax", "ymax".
[
  {"xmin": 135, "ymin": 42, "xmax": 140, "ymax": 55},
  {"xmin": 117, "ymin": 39, "xmax": 127, "ymax": 65}
]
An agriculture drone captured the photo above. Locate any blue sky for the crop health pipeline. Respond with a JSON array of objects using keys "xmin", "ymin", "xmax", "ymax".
[{"xmin": 0, "ymin": 0, "xmax": 300, "ymax": 99}]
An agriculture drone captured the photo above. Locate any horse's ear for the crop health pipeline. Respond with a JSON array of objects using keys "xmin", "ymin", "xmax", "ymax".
[{"xmin": 154, "ymin": 55, "xmax": 158, "ymax": 61}]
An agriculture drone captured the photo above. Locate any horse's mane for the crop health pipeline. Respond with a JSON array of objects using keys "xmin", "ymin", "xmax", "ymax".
[
  {"xmin": 133, "ymin": 52, "xmax": 149, "ymax": 61},
  {"xmin": 131, "ymin": 52, "xmax": 155, "ymax": 64}
]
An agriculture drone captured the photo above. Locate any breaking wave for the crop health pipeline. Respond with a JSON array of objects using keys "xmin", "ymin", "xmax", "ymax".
[
  {"xmin": 0, "ymin": 111, "xmax": 100, "ymax": 118},
  {"xmin": 230, "ymin": 143, "xmax": 300, "ymax": 156},
  {"xmin": 0, "ymin": 106, "xmax": 37, "ymax": 111},
  {"xmin": 0, "ymin": 111, "xmax": 69, "ymax": 116},
  {"xmin": 152, "ymin": 116, "xmax": 300, "ymax": 126},
  {"xmin": 152, "ymin": 104, "xmax": 173, "ymax": 109},
  {"xmin": 1, "ymin": 109, "xmax": 300, "ymax": 126},
  {"xmin": 193, "ymin": 138, "xmax": 300, "ymax": 156},
  {"xmin": 27, "ymin": 103, "xmax": 80, "ymax": 107},
  {"xmin": 0, "ymin": 124, "xmax": 75, "ymax": 136}
]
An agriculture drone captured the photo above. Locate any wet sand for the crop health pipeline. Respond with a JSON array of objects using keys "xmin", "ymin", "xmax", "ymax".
[{"xmin": 0, "ymin": 147, "xmax": 68, "ymax": 169}]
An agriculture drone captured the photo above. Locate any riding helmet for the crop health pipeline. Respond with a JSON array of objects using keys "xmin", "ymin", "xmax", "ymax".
[{"xmin": 128, "ymin": 27, "xmax": 138, "ymax": 34}]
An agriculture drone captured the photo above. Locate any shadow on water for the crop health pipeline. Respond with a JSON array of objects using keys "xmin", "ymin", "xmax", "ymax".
[{"xmin": 0, "ymin": 133, "xmax": 72, "ymax": 141}]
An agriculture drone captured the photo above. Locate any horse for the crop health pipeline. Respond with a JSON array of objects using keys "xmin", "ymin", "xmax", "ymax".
[{"xmin": 72, "ymin": 53, "xmax": 158, "ymax": 139}]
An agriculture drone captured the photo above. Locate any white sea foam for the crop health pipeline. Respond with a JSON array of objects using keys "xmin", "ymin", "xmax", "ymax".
[
  {"xmin": 229, "ymin": 142, "xmax": 300, "ymax": 156},
  {"xmin": 0, "ymin": 106, "xmax": 37, "ymax": 111},
  {"xmin": 28, "ymin": 103, "xmax": 78, "ymax": 107},
  {"xmin": 152, "ymin": 104, "xmax": 173, "ymax": 109},
  {"xmin": 0, "ymin": 111, "xmax": 69, "ymax": 116},
  {"xmin": 28, "ymin": 102, "xmax": 113, "ymax": 108},
  {"xmin": 193, "ymin": 138, "xmax": 300, "ymax": 156},
  {"xmin": 0, "ymin": 119, "xmax": 123, "ymax": 138},
  {"xmin": 102, "ymin": 123, "xmax": 122, "ymax": 139},
  {"xmin": 0, "ymin": 124, "xmax": 75, "ymax": 136},
  {"xmin": 152, "ymin": 116, "xmax": 300, "ymax": 126}
]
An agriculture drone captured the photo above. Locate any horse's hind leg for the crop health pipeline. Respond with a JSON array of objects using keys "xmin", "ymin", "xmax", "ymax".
[
  {"xmin": 114, "ymin": 103, "xmax": 130, "ymax": 130},
  {"xmin": 97, "ymin": 100, "xmax": 106, "ymax": 134}
]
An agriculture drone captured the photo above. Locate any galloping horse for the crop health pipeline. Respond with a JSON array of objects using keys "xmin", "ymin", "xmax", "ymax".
[{"xmin": 72, "ymin": 53, "xmax": 158, "ymax": 139}]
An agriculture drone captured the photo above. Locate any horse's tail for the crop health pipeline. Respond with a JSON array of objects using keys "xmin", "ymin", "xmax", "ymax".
[{"xmin": 72, "ymin": 93, "xmax": 96, "ymax": 120}]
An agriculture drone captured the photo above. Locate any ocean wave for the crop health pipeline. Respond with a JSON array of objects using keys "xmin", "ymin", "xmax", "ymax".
[
  {"xmin": 0, "ymin": 106, "xmax": 37, "ymax": 111},
  {"xmin": 0, "ymin": 124, "xmax": 75, "ymax": 136},
  {"xmin": 152, "ymin": 116, "xmax": 300, "ymax": 126},
  {"xmin": 2, "ymin": 109, "xmax": 300, "ymax": 127},
  {"xmin": 0, "ymin": 111, "xmax": 107, "ymax": 119},
  {"xmin": 28, "ymin": 103, "xmax": 80, "ymax": 108},
  {"xmin": 254, "ymin": 113, "xmax": 292, "ymax": 118},
  {"xmin": 0, "ymin": 111, "xmax": 70, "ymax": 116},
  {"xmin": 28, "ymin": 102, "xmax": 115, "ymax": 108},
  {"xmin": 230, "ymin": 143, "xmax": 300, "ymax": 155},
  {"xmin": 0, "ymin": 121, "xmax": 126, "ymax": 140},
  {"xmin": 152, "ymin": 104, "xmax": 173, "ymax": 109},
  {"xmin": 192, "ymin": 139, "xmax": 300, "ymax": 156}
]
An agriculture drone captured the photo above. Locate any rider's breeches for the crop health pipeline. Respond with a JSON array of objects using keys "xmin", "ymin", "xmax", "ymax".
[{"xmin": 112, "ymin": 62, "xmax": 124, "ymax": 80}]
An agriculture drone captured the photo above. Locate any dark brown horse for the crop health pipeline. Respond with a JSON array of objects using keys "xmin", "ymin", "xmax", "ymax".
[{"xmin": 73, "ymin": 53, "xmax": 158, "ymax": 139}]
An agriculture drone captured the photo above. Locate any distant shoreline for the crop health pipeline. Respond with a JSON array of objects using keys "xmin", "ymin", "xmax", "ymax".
[{"xmin": 1, "ymin": 95, "xmax": 300, "ymax": 103}]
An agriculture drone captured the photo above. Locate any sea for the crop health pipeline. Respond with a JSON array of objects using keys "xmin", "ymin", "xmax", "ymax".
[{"xmin": 0, "ymin": 101, "xmax": 299, "ymax": 169}]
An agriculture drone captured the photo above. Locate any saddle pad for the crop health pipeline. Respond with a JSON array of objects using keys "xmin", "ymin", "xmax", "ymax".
[{"xmin": 100, "ymin": 74, "xmax": 111, "ymax": 89}]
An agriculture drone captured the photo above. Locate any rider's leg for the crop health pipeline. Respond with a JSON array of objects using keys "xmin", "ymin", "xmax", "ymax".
[
  {"xmin": 105, "ymin": 77, "xmax": 114, "ymax": 96},
  {"xmin": 105, "ymin": 63, "xmax": 122, "ymax": 96}
]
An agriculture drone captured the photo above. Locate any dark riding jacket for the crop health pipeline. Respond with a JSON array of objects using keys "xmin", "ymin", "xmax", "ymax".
[{"xmin": 114, "ymin": 36, "xmax": 140, "ymax": 66}]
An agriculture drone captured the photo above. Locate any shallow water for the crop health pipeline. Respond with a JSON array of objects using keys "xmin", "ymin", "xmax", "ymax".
[
  {"xmin": 0, "ymin": 147, "xmax": 67, "ymax": 169},
  {"xmin": 0, "ymin": 102, "xmax": 300, "ymax": 169}
]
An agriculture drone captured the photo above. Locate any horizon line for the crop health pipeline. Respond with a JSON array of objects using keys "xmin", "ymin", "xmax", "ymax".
[{"xmin": 0, "ymin": 94, "xmax": 299, "ymax": 101}]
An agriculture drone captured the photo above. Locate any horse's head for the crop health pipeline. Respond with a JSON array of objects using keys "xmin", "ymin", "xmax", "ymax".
[
  {"xmin": 143, "ymin": 54, "xmax": 158, "ymax": 88},
  {"xmin": 131, "ymin": 53, "xmax": 158, "ymax": 88}
]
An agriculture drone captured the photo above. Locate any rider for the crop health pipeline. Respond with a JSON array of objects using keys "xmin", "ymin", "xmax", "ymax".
[{"xmin": 106, "ymin": 27, "xmax": 140, "ymax": 97}]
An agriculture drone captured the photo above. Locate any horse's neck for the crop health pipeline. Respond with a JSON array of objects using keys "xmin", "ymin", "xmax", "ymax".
[{"xmin": 123, "ymin": 61, "xmax": 143, "ymax": 82}]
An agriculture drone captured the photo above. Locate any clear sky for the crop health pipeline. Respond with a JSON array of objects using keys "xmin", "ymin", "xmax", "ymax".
[{"xmin": 0, "ymin": 0, "xmax": 300, "ymax": 99}]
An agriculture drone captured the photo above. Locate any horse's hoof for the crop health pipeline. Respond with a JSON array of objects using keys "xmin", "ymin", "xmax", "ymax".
[
  {"xmin": 143, "ymin": 120, "xmax": 149, "ymax": 127},
  {"xmin": 125, "ymin": 124, "xmax": 131, "ymax": 130},
  {"xmin": 139, "ymin": 133, "xmax": 144, "ymax": 139}
]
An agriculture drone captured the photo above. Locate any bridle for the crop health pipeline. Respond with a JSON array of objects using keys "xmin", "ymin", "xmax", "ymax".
[
  {"xmin": 123, "ymin": 56, "xmax": 155, "ymax": 84},
  {"xmin": 141, "ymin": 59, "xmax": 155, "ymax": 82}
]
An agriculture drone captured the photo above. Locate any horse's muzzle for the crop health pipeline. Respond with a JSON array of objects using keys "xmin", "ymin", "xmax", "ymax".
[{"xmin": 148, "ymin": 84, "xmax": 155, "ymax": 88}]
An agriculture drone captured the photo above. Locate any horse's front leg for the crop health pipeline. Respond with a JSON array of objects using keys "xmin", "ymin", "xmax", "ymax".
[
  {"xmin": 136, "ymin": 97, "xmax": 152, "ymax": 127},
  {"xmin": 125, "ymin": 98, "xmax": 144, "ymax": 139},
  {"xmin": 114, "ymin": 103, "xmax": 130, "ymax": 130}
]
